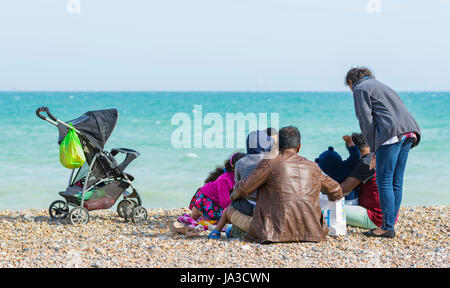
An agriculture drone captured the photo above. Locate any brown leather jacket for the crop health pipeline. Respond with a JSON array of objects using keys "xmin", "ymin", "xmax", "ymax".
[{"xmin": 232, "ymin": 151, "xmax": 343, "ymax": 243}]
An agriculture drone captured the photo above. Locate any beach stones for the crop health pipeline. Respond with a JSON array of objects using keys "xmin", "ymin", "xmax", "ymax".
[{"xmin": 0, "ymin": 206, "xmax": 447, "ymax": 268}]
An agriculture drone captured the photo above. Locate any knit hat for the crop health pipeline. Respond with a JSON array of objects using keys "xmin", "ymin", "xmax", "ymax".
[
  {"xmin": 246, "ymin": 130, "xmax": 274, "ymax": 154},
  {"xmin": 315, "ymin": 146, "xmax": 347, "ymax": 183}
]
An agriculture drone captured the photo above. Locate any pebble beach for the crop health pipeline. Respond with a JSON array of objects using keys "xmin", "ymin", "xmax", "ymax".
[{"xmin": 0, "ymin": 206, "xmax": 448, "ymax": 268}]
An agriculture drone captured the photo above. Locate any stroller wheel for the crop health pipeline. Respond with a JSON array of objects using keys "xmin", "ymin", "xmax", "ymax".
[
  {"xmin": 131, "ymin": 206, "xmax": 148, "ymax": 224},
  {"xmin": 49, "ymin": 200, "xmax": 69, "ymax": 219},
  {"xmin": 117, "ymin": 199, "xmax": 136, "ymax": 219},
  {"xmin": 68, "ymin": 207, "xmax": 90, "ymax": 225}
]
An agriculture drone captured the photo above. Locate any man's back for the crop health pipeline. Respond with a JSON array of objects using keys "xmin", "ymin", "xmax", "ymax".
[{"xmin": 233, "ymin": 150, "xmax": 342, "ymax": 243}]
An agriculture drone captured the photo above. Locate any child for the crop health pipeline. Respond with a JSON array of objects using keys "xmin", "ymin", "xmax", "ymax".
[
  {"xmin": 208, "ymin": 130, "xmax": 275, "ymax": 239},
  {"xmin": 315, "ymin": 135, "xmax": 361, "ymax": 204},
  {"xmin": 187, "ymin": 152, "xmax": 246, "ymax": 221}
]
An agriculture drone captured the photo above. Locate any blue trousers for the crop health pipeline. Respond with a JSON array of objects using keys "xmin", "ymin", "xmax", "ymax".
[{"xmin": 375, "ymin": 137, "xmax": 413, "ymax": 231}]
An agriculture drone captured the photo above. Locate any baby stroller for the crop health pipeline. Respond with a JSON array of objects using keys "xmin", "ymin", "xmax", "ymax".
[{"xmin": 36, "ymin": 107, "xmax": 148, "ymax": 225}]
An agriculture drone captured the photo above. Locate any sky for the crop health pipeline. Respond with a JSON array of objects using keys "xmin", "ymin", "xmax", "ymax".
[{"xmin": 0, "ymin": 0, "xmax": 449, "ymax": 91}]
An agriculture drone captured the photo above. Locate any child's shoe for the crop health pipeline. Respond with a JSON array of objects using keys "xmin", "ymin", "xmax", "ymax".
[{"xmin": 208, "ymin": 230, "xmax": 221, "ymax": 239}]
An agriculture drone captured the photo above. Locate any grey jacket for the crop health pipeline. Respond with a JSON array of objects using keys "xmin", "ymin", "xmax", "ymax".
[
  {"xmin": 234, "ymin": 154, "xmax": 267, "ymax": 203},
  {"xmin": 352, "ymin": 78, "xmax": 421, "ymax": 152}
]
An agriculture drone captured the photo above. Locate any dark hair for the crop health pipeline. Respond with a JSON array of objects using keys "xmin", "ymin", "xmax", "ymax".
[
  {"xmin": 204, "ymin": 152, "xmax": 246, "ymax": 184},
  {"xmin": 265, "ymin": 127, "xmax": 278, "ymax": 137},
  {"xmin": 345, "ymin": 67, "xmax": 375, "ymax": 86},
  {"xmin": 350, "ymin": 132, "xmax": 369, "ymax": 151},
  {"xmin": 279, "ymin": 126, "xmax": 301, "ymax": 150}
]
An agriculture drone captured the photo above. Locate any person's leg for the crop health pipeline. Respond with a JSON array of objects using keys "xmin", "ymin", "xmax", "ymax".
[
  {"xmin": 229, "ymin": 207, "xmax": 252, "ymax": 232},
  {"xmin": 345, "ymin": 205, "xmax": 378, "ymax": 229},
  {"xmin": 214, "ymin": 207, "xmax": 231, "ymax": 232},
  {"xmin": 208, "ymin": 206, "xmax": 234, "ymax": 239},
  {"xmin": 375, "ymin": 141, "xmax": 402, "ymax": 231},
  {"xmin": 189, "ymin": 189, "xmax": 223, "ymax": 221},
  {"xmin": 188, "ymin": 189, "xmax": 204, "ymax": 220},
  {"xmin": 190, "ymin": 207, "xmax": 203, "ymax": 220},
  {"xmin": 231, "ymin": 199, "xmax": 255, "ymax": 216},
  {"xmin": 205, "ymin": 202, "xmax": 224, "ymax": 221},
  {"xmin": 392, "ymin": 138, "xmax": 413, "ymax": 222}
]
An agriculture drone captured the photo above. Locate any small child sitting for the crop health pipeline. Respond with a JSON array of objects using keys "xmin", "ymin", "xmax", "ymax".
[
  {"xmin": 187, "ymin": 152, "xmax": 246, "ymax": 221},
  {"xmin": 315, "ymin": 135, "xmax": 360, "ymax": 204}
]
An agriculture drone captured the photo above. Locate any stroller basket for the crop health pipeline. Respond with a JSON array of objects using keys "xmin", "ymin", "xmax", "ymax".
[{"xmin": 59, "ymin": 178, "xmax": 128, "ymax": 211}]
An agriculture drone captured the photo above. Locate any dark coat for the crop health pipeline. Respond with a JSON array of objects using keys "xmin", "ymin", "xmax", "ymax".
[{"xmin": 352, "ymin": 78, "xmax": 421, "ymax": 152}]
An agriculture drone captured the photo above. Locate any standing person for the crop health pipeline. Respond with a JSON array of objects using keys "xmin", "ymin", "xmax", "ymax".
[{"xmin": 345, "ymin": 67, "xmax": 421, "ymax": 238}]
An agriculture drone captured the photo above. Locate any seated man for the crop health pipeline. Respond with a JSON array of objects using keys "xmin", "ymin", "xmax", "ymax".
[
  {"xmin": 340, "ymin": 133, "xmax": 383, "ymax": 230},
  {"xmin": 226, "ymin": 126, "xmax": 343, "ymax": 243}
]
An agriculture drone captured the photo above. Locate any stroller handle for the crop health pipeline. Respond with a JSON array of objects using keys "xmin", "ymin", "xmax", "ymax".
[
  {"xmin": 36, "ymin": 107, "xmax": 58, "ymax": 122},
  {"xmin": 36, "ymin": 106, "xmax": 81, "ymax": 133}
]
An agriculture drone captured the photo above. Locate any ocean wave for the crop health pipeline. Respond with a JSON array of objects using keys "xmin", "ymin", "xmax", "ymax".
[{"xmin": 186, "ymin": 153, "xmax": 198, "ymax": 158}]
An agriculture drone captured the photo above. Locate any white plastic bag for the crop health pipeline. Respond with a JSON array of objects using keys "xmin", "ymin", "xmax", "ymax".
[{"xmin": 319, "ymin": 193, "xmax": 347, "ymax": 236}]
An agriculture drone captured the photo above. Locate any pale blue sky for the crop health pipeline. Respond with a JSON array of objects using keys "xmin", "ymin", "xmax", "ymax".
[{"xmin": 0, "ymin": 0, "xmax": 449, "ymax": 91}]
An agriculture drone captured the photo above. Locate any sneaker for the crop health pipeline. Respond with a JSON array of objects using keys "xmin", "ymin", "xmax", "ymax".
[{"xmin": 229, "ymin": 225, "xmax": 247, "ymax": 239}]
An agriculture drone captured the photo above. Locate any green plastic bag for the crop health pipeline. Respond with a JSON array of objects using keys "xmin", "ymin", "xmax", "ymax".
[
  {"xmin": 75, "ymin": 188, "xmax": 106, "ymax": 201},
  {"xmin": 74, "ymin": 189, "xmax": 94, "ymax": 200},
  {"xmin": 59, "ymin": 123, "xmax": 86, "ymax": 169}
]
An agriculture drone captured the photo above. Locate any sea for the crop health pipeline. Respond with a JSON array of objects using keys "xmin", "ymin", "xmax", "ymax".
[{"xmin": 0, "ymin": 91, "xmax": 448, "ymax": 210}]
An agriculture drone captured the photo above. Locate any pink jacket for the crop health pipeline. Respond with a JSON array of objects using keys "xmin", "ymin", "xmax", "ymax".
[{"xmin": 200, "ymin": 171, "xmax": 235, "ymax": 209}]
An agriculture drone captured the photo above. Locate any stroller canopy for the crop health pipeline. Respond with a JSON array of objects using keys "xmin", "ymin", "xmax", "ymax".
[{"xmin": 58, "ymin": 109, "xmax": 118, "ymax": 150}]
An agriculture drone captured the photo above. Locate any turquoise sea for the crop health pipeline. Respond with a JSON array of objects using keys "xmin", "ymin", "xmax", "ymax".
[{"xmin": 0, "ymin": 91, "xmax": 449, "ymax": 210}]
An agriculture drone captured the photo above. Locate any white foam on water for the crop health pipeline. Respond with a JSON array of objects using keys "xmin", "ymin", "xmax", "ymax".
[{"xmin": 186, "ymin": 153, "xmax": 198, "ymax": 158}]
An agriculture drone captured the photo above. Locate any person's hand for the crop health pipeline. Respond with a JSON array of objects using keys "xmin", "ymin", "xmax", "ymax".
[
  {"xmin": 370, "ymin": 154, "xmax": 376, "ymax": 170},
  {"xmin": 230, "ymin": 190, "xmax": 238, "ymax": 201},
  {"xmin": 343, "ymin": 135, "xmax": 355, "ymax": 146}
]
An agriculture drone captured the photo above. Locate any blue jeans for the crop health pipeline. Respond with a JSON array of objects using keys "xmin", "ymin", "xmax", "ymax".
[{"xmin": 375, "ymin": 137, "xmax": 413, "ymax": 231}]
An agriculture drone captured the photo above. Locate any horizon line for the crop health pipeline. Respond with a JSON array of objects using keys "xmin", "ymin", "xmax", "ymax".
[{"xmin": 1, "ymin": 90, "xmax": 449, "ymax": 93}]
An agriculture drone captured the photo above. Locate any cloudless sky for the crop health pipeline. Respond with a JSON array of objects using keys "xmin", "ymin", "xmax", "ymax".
[{"xmin": 0, "ymin": 0, "xmax": 449, "ymax": 91}]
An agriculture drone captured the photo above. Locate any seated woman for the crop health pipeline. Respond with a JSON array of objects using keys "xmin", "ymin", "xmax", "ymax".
[
  {"xmin": 187, "ymin": 152, "xmax": 246, "ymax": 221},
  {"xmin": 208, "ymin": 130, "xmax": 276, "ymax": 239},
  {"xmin": 340, "ymin": 133, "xmax": 382, "ymax": 229},
  {"xmin": 315, "ymin": 135, "xmax": 361, "ymax": 204}
]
